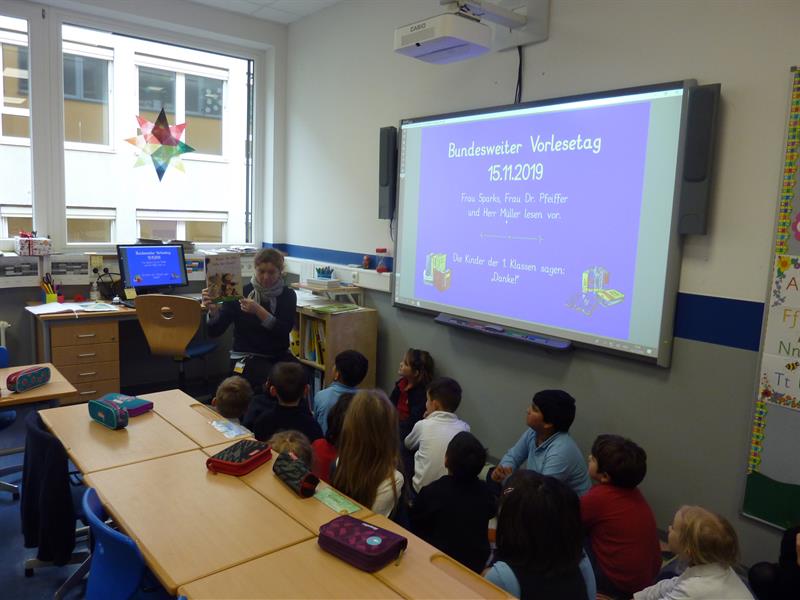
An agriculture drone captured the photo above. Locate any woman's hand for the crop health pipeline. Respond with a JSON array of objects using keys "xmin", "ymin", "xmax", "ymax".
[
  {"xmin": 239, "ymin": 297, "xmax": 269, "ymax": 321},
  {"xmin": 201, "ymin": 287, "xmax": 219, "ymax": 315}
]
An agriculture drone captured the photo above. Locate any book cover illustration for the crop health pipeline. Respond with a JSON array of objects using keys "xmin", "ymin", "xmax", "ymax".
[{"xmin": 206, "ymin": 254, "xmax": 243, "ymax": 303}]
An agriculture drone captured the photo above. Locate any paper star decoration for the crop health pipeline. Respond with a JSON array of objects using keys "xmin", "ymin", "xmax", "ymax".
[{"xmin": 126, "ymin": 108, "xmax": 195, "ymax": 181}]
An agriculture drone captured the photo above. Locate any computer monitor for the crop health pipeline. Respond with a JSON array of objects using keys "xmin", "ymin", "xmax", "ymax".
[{"xmin": 117, "ymin": 244, "xmax": 189, "ymax": 296}]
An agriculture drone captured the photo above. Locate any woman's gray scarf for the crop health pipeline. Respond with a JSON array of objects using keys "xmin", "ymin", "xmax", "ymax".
[{"xmin": 248, "ymin": 275, "xmax": 284, "ymax": 313}]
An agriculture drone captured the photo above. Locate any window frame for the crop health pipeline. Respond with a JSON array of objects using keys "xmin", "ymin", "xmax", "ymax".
[{"xmin": 0, "ymin": 0, "xmax": 267, "ymax": 253}]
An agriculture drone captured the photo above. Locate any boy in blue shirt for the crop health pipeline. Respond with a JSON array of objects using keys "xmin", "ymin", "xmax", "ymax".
[
  {"xmin": 312, "ymin": 350, "xmax": 368, "ymax": 435},
  {"xmin": 490, "ymin": 389, "xmax": 590, "ymax": 496}
]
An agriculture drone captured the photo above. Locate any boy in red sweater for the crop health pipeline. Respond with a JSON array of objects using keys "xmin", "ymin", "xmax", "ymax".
[{"xmin": 581, "ymin": 434, "xmax": 661, "ymax": 599}]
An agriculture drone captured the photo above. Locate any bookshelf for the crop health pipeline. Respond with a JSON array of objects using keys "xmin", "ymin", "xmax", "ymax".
[{"xmin": 294, "ymin": 306, "xmax": 377, "ymax": 388}]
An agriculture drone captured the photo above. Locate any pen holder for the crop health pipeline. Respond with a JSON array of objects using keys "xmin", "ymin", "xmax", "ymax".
[{"xmin": 44, "ymin": 292, "xmax": 58, "ymax": 304}]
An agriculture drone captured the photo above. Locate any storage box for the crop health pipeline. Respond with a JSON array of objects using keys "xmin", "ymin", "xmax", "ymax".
[{"xmin": 14, "ymin": 236, "xmax": 52, "ymax": 256}]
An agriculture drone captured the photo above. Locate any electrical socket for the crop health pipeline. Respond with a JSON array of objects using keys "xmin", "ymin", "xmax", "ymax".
[{"xmin": 350, "ymin": 270, "xmax": 359, "ymax": 284}]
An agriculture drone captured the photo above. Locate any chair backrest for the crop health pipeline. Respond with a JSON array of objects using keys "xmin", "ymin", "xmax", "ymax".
[
  {"xmin": 135, "ymin": 294, "xmax": 201, "ymax": 357},
  {"xmin": 0, "ymin": 345, "xmax": 8, "ymax": 368},
  {"xmin": 82, "ymin": 487, "xmax": 146, "ymax": 600}
]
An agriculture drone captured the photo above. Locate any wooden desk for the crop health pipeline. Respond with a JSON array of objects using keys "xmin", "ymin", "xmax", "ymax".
[
  {"xmin": 29, "ymin": 308, "xmax": 136, "ymax": 404},
  {"xmin": 84, "ymin": 450, "xmax": 313, "ymax": 594},
  {"xmin": 0, "ymin": 363, "xmax": 76, "ymax": 408},
  {"xmin": 366, "ymin": 515, "xmax": 511, "ymax": 599},
  {"xmin": 143, "ymin": 389, "xmax": 251, "ymax": 447},
  {"xmin": 201, "ymin": 443, "xmax": 372, "ymax": 533},
  {"xmin": 39, "ymin": 403, "xmax": 198, "ymax": 473},
  {"xmin": 178, "ymin": 538, "xmax": 400, "ymax": 599}
]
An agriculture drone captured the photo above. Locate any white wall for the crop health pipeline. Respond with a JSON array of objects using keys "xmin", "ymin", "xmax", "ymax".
[
  {"xmin": 285, "ymin": 0, "xmax": 797, "ymax": 304},
  {"xmin": 284, "ymin": 0, "xmax": 798, "ymax": 565}
]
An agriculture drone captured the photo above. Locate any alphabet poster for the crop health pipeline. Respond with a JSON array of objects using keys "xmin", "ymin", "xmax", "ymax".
[{"xmin": 743, "ymin": 68, "xmax": 800, "ymax": 528}]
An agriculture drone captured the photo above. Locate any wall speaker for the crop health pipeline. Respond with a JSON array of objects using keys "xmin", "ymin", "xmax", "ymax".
[
  {"xmin": 379, "ymin": 126, "xmax": 398, "ymax": 220},
  {"xmin": 678, "ymin": 83, "xmax": 720, "ymax": 234}
]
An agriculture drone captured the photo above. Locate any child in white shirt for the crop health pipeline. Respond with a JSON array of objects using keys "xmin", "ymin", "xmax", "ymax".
[
  {"xmin": 404, "ymin": 377, "xmax": 470, "ymax": 493},
  {"xmin": 634, "ymin": 505, "xmax": 753, "ymax": 600}
]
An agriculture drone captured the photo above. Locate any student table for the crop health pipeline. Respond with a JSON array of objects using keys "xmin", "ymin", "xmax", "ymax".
[
  {"xmin": 0, "ymin": 363, "xmax": 76, "ymax": 408},
  {"xmin": 141, "ymin": 389, "xmax": 251, "ymax": 447},
  {"xmin": 41, "ymin": 397, "xmax": 511, "ymax": 599},
  {"xmin": 178, "ymin": 538, "xmax": 401, "ymax": 599},
  {"xmin": 39, "ymin": 403, "xmax": 198, "ymax": 473},
  {"xmin": 83, "ymin": 450, "xmax": 313, "ymax": 594},
  {"xmin": 202, "ymin": 443, "xmax": 373, "ymax": 533}
]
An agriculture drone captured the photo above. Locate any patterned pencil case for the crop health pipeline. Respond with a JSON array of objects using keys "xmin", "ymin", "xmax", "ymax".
[
  {"xmin": 88, "ymin": 397, "xmax": 129, "ymax": 430},
  {"xmin": 272, "ymin": 451, "xmax": 320, "ymax": 498},
  {"xmin": 6, "ymin": 366, "xmax": 50, "ymax": 393},
  {"xmin": 318, "ymin": 515, "xmax": 407, "ymax": 572},
  {"xmin": 206, "ymin": 439, "xmax": 272, "ymax": 476}
]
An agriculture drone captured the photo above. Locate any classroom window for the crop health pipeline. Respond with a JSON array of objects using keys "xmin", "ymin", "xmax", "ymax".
[
  {"xmin": 62, "ymin": 37, "xmax": 112, "ymax": 146},
  {"xmin": 0, "ymin": 205, "xmax": 32, "ymax": 238},
  {"xmin": 0, "ymin": 17, "xmax": 31, "ymax": 140},
  {"xmin": 66, "ymin": 207, "xmax": 115, "ymax": 243},
  {"xmin": 137, "ymin": 210, "xmax": 227, "ymax": 243}
]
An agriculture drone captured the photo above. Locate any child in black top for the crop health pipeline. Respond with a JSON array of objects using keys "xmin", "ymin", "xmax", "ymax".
[
  {"xmin": 252, "ymin": 362, "xmax": 322, "ymax": 443},
  {"xmin": 409, "ymin": 431, "xmax": 496, "ymax": 573},
  {"xmin": 389, "ymin": 348, "xmax": 434, "ymax": 440}
]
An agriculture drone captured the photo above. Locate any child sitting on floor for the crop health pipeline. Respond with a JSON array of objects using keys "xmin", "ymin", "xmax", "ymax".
[
  {"xmin": 268, "ymin": 430, "xmax": 312, "ymax": 468},
  {"xmin": 409, "ymin": 431, "xmax": 496, "ymax": 573},
  {"xmin": 332, "ymin": 389, "xmax": 404, "ymax": 517},
  {"xmin": 390, "ymin": 348, "xmax": 434, "ymax": 440},
  {"xmin": 634, "ymin": 505, "xmax": 753, "ymax": 599},
  {"xmin": 485, "ymin": 470, "xmax": 596, "ymax": 599},
  {"xmin": 311, "ymin": 392, "xmax": 354, "ymax": 483},
  {"xmin": 490, "ymin": 389, "xmax": 590, "ymax": 496},
  {"xmin": 211, "ymin": 375, "xmax": 252, "ymax": 425},
  {"xmin": 404, "ymin": 377, "xmax": 470, "ymax": 493},
  {"xmin": 313, "ymin": 350, "xmax": 368, "ymax": 435},
  {"xmin": 581, "ymin": 434, "xmax": 661, "ymax": 598},
  {"xmin": 252, "ymin": 362, "xmax": 323, "ymax": 443}
]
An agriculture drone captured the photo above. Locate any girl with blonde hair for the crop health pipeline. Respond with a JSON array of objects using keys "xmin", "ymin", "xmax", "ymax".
[
  {"xmin": 332, "ymin": 389, "xmax": 404, "ymax": 516},
  {"xmin": 634, "ymin": 505, "xmax": 753, "ymax": 599}
]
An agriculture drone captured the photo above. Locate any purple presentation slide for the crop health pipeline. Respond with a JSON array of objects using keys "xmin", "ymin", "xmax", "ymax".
[{"xmin": 413, "ymin": 102, "xmax": 652, "ymax": 338}]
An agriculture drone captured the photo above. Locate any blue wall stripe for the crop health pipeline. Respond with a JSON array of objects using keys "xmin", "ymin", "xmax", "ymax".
[
  {"xmin": 264, "ymin": 243, "xmax": 393, "ymax": 272},
  {"xmin": 673, "ymin": 292, "xmax": 764, "ymax": 352},
  {"xmin": 269, "ymin": 243, "xmax": 764, "ymax": 352}
]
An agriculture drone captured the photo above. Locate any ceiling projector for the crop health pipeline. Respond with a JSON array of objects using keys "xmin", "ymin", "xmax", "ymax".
[{"xmin": 394, "ymin": 13, "xmax": 491, "ymax": 64}]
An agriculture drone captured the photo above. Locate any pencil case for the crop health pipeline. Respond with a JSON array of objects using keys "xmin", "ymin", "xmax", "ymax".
[
  {"xmin": 88, "ymin": 397, "xmax": 129, "ymax": 430},
  {"xmin": 272, "ymin": 451, "xmax": 320, "ymax": 497},
  {"xmin": 6, "ymin": 366, "xmax": 50, "ymax": 393},
  {"xmin": 206, "ymin": 439, "xmax": 272, "ymax": 476},
  {"xmin": 96, "ymin": 393, "xmax": 153, "ymax": 417},
  {"xmin": 318, "ymin": 515, "xmax": 407, "ymax": 572}
]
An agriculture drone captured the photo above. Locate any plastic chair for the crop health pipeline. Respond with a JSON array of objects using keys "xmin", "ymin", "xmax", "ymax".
[
  {"xmin": 0, "ymin": 345, "xmax": 22, "ymax": 499},
  {"xmin": 82, "ymin": 487, "xmax": 147, "ymax": 600},
  {"xmin": 135, "ymin": 294, "xmax": 217, "ymax": 391}
]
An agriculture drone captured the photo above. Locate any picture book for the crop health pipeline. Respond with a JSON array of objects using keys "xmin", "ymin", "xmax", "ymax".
[{"xmin": 206, "ymin": 254, "xmax": 242, "ymax": 303}]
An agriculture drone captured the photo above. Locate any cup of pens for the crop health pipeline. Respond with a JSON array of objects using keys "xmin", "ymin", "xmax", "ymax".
[{"xmin": 41, "ymin": 275, "xmax": 58, "ymax": 303}]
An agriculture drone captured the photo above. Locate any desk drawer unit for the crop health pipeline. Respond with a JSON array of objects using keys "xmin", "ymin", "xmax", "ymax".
[{"xmin": 47, "ymin": 321, "xmax": 120, "ymax": 405}]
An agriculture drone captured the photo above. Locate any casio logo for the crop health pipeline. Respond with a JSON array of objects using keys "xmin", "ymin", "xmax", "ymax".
[{"xmin": 410, "ymin": 23, "xmax": 426, "ymax": 32}]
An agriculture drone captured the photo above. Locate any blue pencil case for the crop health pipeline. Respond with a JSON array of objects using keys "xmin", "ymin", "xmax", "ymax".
[{"xmin": 88, "ymin": 397, "xmax": 129, "ymax": 430}]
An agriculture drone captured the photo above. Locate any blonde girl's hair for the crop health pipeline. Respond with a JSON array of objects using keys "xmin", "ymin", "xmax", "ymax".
[
  {"xmin": 332, "ymin": 389, "xmax": 401, "ymax": 509},
  {"xmin": 254, "ymin": 248, "xmax": 285, "ymax": 272},
  {"xmin": 267, "ymin": 430, "xmax": 312, "ymax": 468},
  {"xmin": 674, "ymin": 505, "xmax": 739, "ymax": 567}
]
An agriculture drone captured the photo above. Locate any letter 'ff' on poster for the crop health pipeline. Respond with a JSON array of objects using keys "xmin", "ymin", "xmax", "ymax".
[{"xmin": 764, "ymin": 254, "xmax": 800, "ymax": 356}]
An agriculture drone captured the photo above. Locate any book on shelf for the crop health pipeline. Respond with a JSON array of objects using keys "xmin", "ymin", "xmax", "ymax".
[{"xmin": 311, "ymin": 303, "xmax": 360, "ymax": 314}]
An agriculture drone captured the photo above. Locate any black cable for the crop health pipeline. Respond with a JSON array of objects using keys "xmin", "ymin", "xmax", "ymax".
[{"xmin": 514, "ymin": 46, "xmax": 523, "ymax": 104}]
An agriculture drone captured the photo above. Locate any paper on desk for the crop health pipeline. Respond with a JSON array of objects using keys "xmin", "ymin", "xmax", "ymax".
[{"xmin": 26, "ymin": 302, "xmax": 120, "ymax": 316}]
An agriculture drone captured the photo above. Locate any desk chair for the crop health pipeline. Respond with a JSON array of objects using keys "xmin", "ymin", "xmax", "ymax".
[
  {"xmin": 0, "ymin": 345, "xmax": 21, "ymax": 499},
  {"xmin": 135, "ymin": 294, "xmax": 217, "ymax": 393},
  {"xmin": 82, "ymin": 488, "xmax": 169, "ymax": 600}
]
